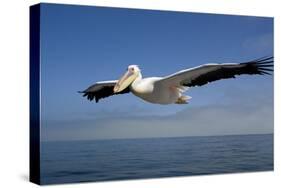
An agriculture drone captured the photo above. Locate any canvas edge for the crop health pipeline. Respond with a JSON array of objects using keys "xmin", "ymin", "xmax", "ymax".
[{"xmin": 29, "ymin": 3, "xmax": 41, "ymax": 185}]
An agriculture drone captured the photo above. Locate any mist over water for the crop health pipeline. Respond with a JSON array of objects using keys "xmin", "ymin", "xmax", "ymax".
[{"xmin": 41, "ymin": 134, "xmax": 273, "ymax": 184}]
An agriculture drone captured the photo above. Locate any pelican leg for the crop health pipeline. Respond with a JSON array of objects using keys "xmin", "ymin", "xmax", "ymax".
[{"xmin": 175, "ymin": 95, "xmax": 190, "ymax": 104}]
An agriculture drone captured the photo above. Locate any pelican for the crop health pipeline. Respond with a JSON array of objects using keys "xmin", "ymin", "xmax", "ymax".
[{"xmin": 79, "ymin": 56, "xmax": 273, "ymax": 104}]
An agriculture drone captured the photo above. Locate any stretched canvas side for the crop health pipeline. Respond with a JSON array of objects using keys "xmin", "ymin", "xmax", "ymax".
[{"xmin": 29, "ymin": 4, "xmax": 41, "ymax": 185}]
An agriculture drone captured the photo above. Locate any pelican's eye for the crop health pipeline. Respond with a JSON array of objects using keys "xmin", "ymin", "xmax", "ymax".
[{"xmin": 131, "ymin": 67, "xmax": 134, "ymax": 71}]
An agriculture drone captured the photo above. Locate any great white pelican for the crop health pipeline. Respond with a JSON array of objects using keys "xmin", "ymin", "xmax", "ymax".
[{"xmin": 79, "ymin": 56, "xmax": 273, "ymax": 104}]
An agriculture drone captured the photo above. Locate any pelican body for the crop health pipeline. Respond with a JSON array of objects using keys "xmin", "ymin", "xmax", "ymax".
[
  {"xmin": 80, "ymin": 57, "xmax": 273, "ymax": 105},
  {"xmin": 129, "ymin": 75, "xmax": 184, "ymax": 105}
]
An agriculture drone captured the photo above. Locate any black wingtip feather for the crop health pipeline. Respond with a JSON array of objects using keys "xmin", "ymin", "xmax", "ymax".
[
  {"xmin": 240, "ymin": 56, "xmax": 273, "ymax": 76},
  {"xmin": 258, "ymin": 64, "xmax": 274, "ymax": 67},
  {"xmin": 253, "ymin": 56, "xmax": 273, "ymax": 75},
  {"xmin": 253, "ymin": 56, "xmax": 273, "ymax": 63},
  {"xmin": 259, "ymin": 67, "xmax": 273, "ymax": 71},
  {"xmin": 79, "ymin": 85, "xmax": 131, "ymax": 103},
  {"xmin": 260, "ymin": 71, "xmax": 272, "ymax": 75}
]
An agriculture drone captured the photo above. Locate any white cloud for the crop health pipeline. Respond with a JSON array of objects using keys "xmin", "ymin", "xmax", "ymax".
[{"xmin": 42, "ymin": 98, "xmax": 273, "ymax": 141}]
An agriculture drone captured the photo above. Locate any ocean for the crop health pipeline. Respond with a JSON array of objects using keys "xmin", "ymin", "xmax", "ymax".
[{"xmin": 40, "ymin": 134, "xmax": 273, "ymax": 184}]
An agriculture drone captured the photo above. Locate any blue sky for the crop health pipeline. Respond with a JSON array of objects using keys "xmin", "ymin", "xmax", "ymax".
[{"xmin": 39, "ymin": 3, "xmax": 273, "ymax": 141}]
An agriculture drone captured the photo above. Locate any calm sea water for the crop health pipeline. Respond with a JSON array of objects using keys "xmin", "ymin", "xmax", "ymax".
[{"xmin": 40, "ymin": 134, "xmax": 273, "ymax": 184}]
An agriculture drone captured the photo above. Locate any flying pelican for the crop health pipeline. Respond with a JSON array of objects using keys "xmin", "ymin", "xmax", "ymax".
[{"xmin": 79, "ymin": 56, "xmax": 273, "ymax": 104}]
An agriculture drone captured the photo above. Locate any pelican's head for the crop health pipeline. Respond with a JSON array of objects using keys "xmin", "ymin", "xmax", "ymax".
[{"xmin": 114, "ymin": 65, "xmax": 140, "ymax": 93}]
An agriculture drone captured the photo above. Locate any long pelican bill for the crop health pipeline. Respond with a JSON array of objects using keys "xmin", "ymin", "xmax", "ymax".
[{"xmin": 114, "ymin": 70, "xmax": 137, "ymax": 93}]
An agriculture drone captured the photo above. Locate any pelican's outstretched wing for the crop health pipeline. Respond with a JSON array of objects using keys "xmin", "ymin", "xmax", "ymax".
[
  {"xmin": 156, "ymin": 56, "xmax": 273, "ymax": 88},
  {"xmin": 79, "ymin": 80, "xmax": 131, "ymax": 103}
]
